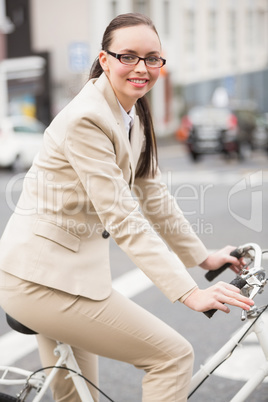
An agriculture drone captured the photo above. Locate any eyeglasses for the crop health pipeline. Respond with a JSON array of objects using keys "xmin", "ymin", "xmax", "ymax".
[{"xmin": 106, "ymin": 50, "xmax": 166, "ymax": 68}]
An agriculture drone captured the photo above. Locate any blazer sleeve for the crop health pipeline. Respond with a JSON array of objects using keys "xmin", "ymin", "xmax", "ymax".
[
  {"xmin": 133, "ymin": 166, "xmax": 209, "ymax": 268},
  {"xmin": 64, "ymin": 116, "xmax": 198, "ymax": 303}
]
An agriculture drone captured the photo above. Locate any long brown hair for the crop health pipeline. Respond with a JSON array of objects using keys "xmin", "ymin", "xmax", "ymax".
[{"xmin": 89, "ymin": 13, "xmax": 159, "ymax": 178}]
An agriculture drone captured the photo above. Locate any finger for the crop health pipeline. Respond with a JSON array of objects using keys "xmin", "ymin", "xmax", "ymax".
[
  {"xmin": 230, "ymin": 265, "xmax": 241, "ymax": 274},
  {"xmin": 228, "ymin": 298, "xmax": 252, "ymax": 310},
  {"xmin": 223, "ymin": 285, "xmax": 248, "ymax": 299},
  {"xmin": 215, "ymin": 284, "xmax": 254, "ymax": 305},
  {"xmin": 228, "ymin": 255, "xmax": 242, "ymax": 267},
  {"xmin": 221, "ymin": 290, "xmax": 254, "ymax": 309},
  {"xmin": 212, "ymin": 300, "xmax": 230, "ymax": 314},
  {"xmin": 221, "ymin": 282, "xmax": 241, "ymax": 293},
  {"xmin": 229, "ymin": 262, "xmax": 244, "ymax": 273}
]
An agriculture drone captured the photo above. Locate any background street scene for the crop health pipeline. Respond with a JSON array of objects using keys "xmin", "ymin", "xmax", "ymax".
[{"xmin": 0, "ymin": 0, "xmax": 268, "ymax": 401}]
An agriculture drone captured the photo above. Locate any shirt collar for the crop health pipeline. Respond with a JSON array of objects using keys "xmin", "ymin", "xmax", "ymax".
[{"xmin": 117, "ymin": 101, "xmax": 135, "ymax": 136}]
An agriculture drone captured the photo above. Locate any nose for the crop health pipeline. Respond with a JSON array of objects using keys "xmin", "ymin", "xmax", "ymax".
[{"xmin": 134, "ymin": 59, "xmax": 147, "ymax": 72}]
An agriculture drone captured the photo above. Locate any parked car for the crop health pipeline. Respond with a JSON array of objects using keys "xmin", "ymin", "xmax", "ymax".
[
  {"xmin": 0, "ymin": 115, "xmax": 46, "ymax": 169},
  {"xmin": 179, "ymin": 106, "xmax": 240, "ymax": 161},
  {"xmin": 231, "ymin": 107, "xmax": 257, "ymax": 148},
  {"xmin": 231, "ymin": 108, "xmax": 268, "ymax": 154}
]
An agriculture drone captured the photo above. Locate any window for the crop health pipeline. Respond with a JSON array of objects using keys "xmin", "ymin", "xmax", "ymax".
[
  {"xmin": 256, "ymin": 9, "xmax": 265, "ymax": 47},
  {"xmin": 228, "ymin": 10, "xmax": 236, "ymax": 50},
  {"xmin": 246, "ymin": 9, "xmax": 254, "ymax": 46},
  {"xmin": 132, "ymin": 0, "xmax": 150, "ymax": 15},
  {"xmin": 163, "ymin": 0, "xmax": 170, "ymax": 36},
  {"xmin": 184, "ymin": 10, "xmax": 195, "ymax": 53},
  {"xmin": 228, "ymin": 9, "xmax": 237, "ymax": 66},
  {"xmin": 207, "ymin": 10, "xmax": 217, "ymax": 51},
  {"xmin": 110, "ymin": 1, "xmax": 118, "ymax": 18}
]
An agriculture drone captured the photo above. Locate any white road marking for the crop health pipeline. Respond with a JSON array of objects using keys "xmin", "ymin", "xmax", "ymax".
[
  {"xmin": 161, "ymin": 169, "xmax": 268, "ymax": 186},
  {"xmin": 0, "ymin": 330, "xmax": 38, "ymax": 366},
  {"xmin": 112, "ymin": 268, "xmax": 153, "ymax": 298}
]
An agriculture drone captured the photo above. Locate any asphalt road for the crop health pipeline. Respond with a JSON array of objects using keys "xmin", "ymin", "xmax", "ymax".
[{"xmin": 0, "ymin": 138, "xmax": 268, "ymax": 401}]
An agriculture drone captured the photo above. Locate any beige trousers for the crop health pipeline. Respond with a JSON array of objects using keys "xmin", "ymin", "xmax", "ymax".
[{"xmin": 0, "ymin": 270, "xmax": 194, "ymax": 402}]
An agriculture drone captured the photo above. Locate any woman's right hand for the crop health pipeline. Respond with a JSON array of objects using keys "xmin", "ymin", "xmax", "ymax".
[{"xmin": 183, "ymin": 282, "xmax": 254, "ymax": 314}]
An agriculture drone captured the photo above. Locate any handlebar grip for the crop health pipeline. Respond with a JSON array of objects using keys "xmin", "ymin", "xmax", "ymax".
[
  {"xmin": 205, "ymin": 248, "xmax": 243, "ymax": 282},
  {"xmin": 203, "ymin": 277, "xmax": 247, "ymax": 319}
]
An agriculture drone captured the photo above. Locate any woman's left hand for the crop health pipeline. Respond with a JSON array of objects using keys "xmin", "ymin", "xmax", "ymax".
[{"xmin": 200, "ymin": 245, "xmax": 245, "ymax": 275}]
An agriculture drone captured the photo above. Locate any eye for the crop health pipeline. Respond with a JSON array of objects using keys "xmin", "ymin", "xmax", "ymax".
[
  {"xmin": 146, "ymin": 56, "xmax": 160, "ymax": 64},
  {"xmin": 120, "ymin": 54, "xmax": 138, "ymax": 63}
]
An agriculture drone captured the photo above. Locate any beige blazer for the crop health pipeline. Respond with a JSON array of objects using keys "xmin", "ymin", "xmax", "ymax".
[{"xmin": 0, "ymin": 73, "xmax": 208, "ymax": 303}]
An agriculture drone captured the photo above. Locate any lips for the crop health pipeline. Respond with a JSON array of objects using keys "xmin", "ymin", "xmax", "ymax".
[{"xmin": 127, "ymin": 78, "xmax": 149, "ymax": 89}]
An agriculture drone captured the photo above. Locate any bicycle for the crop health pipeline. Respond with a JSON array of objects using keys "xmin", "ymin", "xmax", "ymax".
[
  {"xmin": 0, "ymin": 242, "xmax": 267, "ymax": 401},
  {"xmin": 189, "ymin": 242, "xmax": 268, "ymax": 401}
]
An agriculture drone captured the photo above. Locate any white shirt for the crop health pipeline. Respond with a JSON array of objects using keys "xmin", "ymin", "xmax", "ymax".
[{"xmin": 118, "ymin": 101, "xmax": 135, "ymax": 137}]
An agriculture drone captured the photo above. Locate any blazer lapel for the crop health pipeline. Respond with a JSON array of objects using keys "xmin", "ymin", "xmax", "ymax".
[
  {"xmin": 130, "ymin": 114, "xmax": 144, "ymax": 171},
  {"xmin": 94, "ymin": 73, "xmax": 136, "ymax": 186}
]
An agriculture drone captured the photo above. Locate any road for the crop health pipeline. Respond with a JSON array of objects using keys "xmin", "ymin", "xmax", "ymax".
[{"xmin": 0, "ymin": 138, "xmax": 268, "ymax": 401}]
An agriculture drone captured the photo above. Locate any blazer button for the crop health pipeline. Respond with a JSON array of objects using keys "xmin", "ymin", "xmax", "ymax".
[{"xmin": 102, "ymin": 230, "xmax": 110, "ymax": 239}]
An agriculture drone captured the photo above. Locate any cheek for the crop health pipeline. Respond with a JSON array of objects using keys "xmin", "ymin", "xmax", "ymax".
[
  {"xmin": 109, "ymin": 60, "xmax": 128, "ymax": 77},
  {"xmin": 108, "ymin": 71, "xmax": 127, "ymax": 88},
  {"xmin": 105, "ymin": 60, "xmax": 127, "ymax": 80},
  {"xmin": 150, "ymin": 70, "xmax": 160, "ymax": 85},
  {"xmin": 112, "ymin": 64, "xmax": 129, "ymax": 79}
]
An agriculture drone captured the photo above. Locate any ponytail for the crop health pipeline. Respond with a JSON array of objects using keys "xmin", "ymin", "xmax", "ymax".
[
  {"xmin": 135, "ymin": 97, "xmax": 158, "ymax": 178},
  {"xmin": 89, "ymin": 57, "xmax": 103, "ymax": 80}
]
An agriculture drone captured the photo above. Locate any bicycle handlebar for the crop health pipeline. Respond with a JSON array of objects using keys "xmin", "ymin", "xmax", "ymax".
[
  {"xmin": 203, "ymin": 243, "xmax": 264, "ymax": 319},
  {"xmin": 203, "ymin": 277, "xmax": 247, "ymax": 318},
  {"xmin": 205, "ymin": 248, "xmax": 244, "ymax": 282}
]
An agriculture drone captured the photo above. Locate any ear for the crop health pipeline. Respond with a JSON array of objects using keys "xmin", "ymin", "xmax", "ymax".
[{"xmin": 99, "ymin": 50, "xmax": 109, "ymax": 72}]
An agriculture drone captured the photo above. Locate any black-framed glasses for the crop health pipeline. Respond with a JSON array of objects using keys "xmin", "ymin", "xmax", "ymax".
[{"xmin": 106, "ymin": 50, "xmax": 166, "ymax": 68}]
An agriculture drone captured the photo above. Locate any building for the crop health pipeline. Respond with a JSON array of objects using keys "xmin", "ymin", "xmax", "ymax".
[
  {"xmin": 166, "ymin": 0, "xmax": 268, "ymax": 114},
  {"xmin": 2, "ymin": 0, "xmax": 268, "ymax": 135},
  {"xmin": 0, "ymin": 0, "xmax": 51, "ymax": 124}
]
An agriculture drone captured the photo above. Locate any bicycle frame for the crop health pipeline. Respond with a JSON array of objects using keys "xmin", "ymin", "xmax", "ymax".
[
  {"xmin": 34, "ymin": 343, "xmax": 94, "ymax": 402},
  {"xmin": 0, "ymin": 342, "xmax": 94, "ymax": 402},
  {"xmin": 189, "ymin": 307, "xmax": 268, "ymax": 400}
]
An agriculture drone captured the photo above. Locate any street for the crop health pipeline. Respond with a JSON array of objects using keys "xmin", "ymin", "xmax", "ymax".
[{"xmin": 0, "ymin": 138, "xmax": 268, "ymax": 401}]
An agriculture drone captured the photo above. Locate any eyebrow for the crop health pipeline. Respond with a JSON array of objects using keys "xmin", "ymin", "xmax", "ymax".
[{"xmin": 120, "ymin": 49, "xmax": 160, "ymax": 56}]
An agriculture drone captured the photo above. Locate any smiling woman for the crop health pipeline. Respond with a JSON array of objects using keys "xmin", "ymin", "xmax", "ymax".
[
  {"xmin": 98, "ymin": 24, "xmax": 161, "ymax": 111},
  {"xmin": 0, "ymin": 12, "xmax": 253, "ymax": 402}
]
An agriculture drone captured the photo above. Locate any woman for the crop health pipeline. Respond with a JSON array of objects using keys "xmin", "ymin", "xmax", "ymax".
[{"xmin": 0, "ymin": 13, "xmax": 253, "ymax": 402}]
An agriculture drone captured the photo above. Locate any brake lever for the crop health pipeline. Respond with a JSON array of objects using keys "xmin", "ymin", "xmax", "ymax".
[
  {"xmin": 237, "ymin": 246, "xmax": 254, "ymax": 262},
  {"xmin": 240, "ymin": 266, "xmax": 265, "ymax": 281},
  {"xmin": 240, "ymin": 272, "xmax": 265, "ymax": 321}
]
